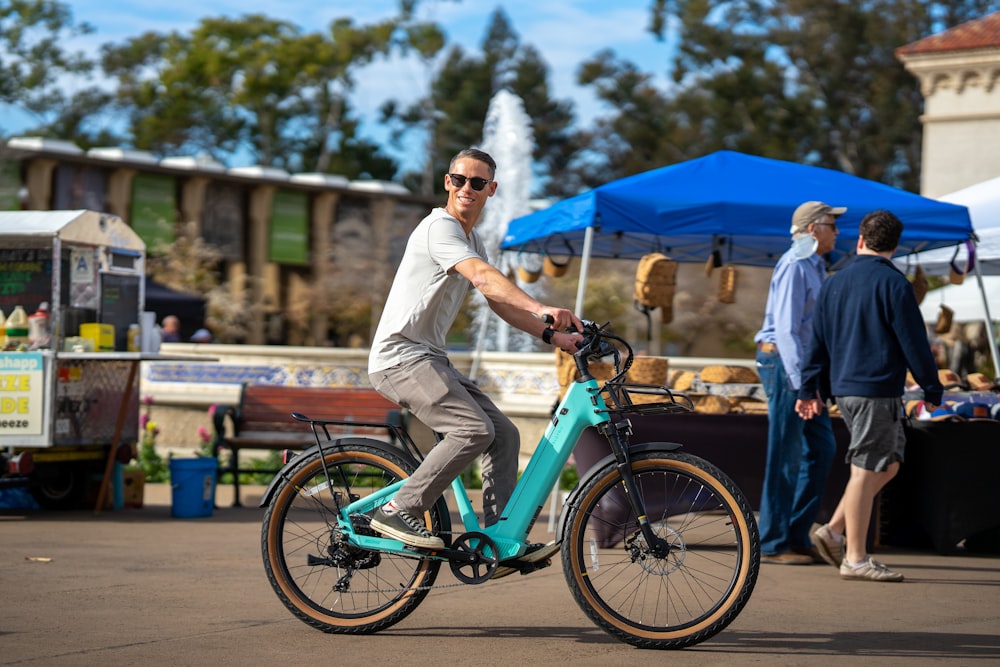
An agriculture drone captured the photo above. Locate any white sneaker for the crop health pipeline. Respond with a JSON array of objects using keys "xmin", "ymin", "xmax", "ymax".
[
  {"xmin": 810, "ymin": 523, "xmax": 845, "ymax": 568},
  {"xmin": 840, "ymin": 556, "xmax": 904, "ymax": 582}
]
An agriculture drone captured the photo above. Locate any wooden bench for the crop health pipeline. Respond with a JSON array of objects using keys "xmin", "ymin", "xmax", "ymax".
[{"xmin": 211, "ymin": 383, "xmax": 406, "ymax": 506}]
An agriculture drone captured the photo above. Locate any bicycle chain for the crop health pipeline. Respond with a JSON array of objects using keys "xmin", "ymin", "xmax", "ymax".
[{"xmin": 333, "ymin": 530, "xmax": 501, "ymax": 595}]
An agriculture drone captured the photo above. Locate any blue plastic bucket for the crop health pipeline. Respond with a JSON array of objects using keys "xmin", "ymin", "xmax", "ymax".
[{"xmin": 169, "ymin": 458, "xmax": 217, "ymax": 518}]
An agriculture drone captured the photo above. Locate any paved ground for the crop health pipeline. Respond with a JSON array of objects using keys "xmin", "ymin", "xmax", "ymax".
[{"xmin": 2, "ymin": 483, "xmax": 999, "ymax": 666}]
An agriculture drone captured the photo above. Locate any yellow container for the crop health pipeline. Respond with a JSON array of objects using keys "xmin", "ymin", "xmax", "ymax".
[{"xmin": 80, "ymin": 323, "xmax": 115, "ymax": 351}]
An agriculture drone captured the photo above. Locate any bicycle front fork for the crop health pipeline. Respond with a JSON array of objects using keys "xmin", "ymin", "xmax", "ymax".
[{"xmin": 598, "ymin": 419, "xmax": 672, "ymax": 557}]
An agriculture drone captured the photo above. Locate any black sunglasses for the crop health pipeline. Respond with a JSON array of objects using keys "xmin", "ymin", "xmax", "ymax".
[{"xmin": 447, "ymin": 173, "xmax": 492, "ymax": 191}]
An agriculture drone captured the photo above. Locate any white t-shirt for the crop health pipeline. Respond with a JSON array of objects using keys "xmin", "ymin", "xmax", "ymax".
[{"xmin": 368, "ymin": 207, "xmax": 487, "ymax": 373}]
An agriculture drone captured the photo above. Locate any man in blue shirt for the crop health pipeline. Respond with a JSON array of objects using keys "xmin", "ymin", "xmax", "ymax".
[
  {"xmin": 797, "ymin": 209, "xmax": 942, "ymax": 582},
  {"xmin": 754, "ymin": 201, "xmax": 842, "ymax": 564}
]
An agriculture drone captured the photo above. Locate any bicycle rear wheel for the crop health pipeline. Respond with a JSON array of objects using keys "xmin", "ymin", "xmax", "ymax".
[
  {"xmin": 562, "ymin": 449, "xmax": 759, "ymax": 649},
  {"xmin": 261, "ymin": 440, "xmax": 444, "ymax": 634}
]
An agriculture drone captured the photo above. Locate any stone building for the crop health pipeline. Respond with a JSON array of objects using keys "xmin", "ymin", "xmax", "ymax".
[
  {"xmin": 897, "ymin": 11, "xmax": 1000, "ymax": 197},
  {"xmin": 0, "ymin": 137, "xmax": 437, "ymax": 345}
]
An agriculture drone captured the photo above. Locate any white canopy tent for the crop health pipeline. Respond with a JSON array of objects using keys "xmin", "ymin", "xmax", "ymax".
[
  {"xmin": 899, "ymin": 175, "xmax": 1000, "ymax": 377},
  {"xmin": 897, "ymin": 175, "xmax": 1000, "ymax": 274},
  {"xmin": 919, "ymin": 276, "xmax": 1000, "ymax": 323}
]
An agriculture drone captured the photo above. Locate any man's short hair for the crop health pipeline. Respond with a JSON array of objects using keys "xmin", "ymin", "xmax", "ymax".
[
  {"xmin": 450, "ymin": 148, "xmax": 496, "ymax": 177},
  {"xmin": 859, "ymin": 209, "xmax": 903, "ymax": 252}
]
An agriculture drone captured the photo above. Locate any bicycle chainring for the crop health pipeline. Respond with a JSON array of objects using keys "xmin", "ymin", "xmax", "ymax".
[{"xmin": 448, "ymin": 531, "xmax": 499, "ymax": 584}]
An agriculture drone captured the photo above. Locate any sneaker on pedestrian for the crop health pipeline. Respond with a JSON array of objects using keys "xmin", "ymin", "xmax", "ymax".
[
  {"xmin": 811, "ymin": 523, "xmax": 845, "ymax": 568},
  {"xmin": 492, "ymin": 541, "xmax": 561, "ymax": 579},
  {"xmin": 761, "ymin": 551, "xmax": 813, "ymax": 565},
  {"xmin": 370, "ymin": 506, "xmax": 444, "ymax": 550},
  {"xmin": 840, "ymin": 556, "xmax": 904, "ymax": 582}
]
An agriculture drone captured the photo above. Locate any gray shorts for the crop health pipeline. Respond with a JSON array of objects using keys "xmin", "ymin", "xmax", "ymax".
[{"xmin": 836, "ymin": 396, "xmax": 906, "ymax": 472}]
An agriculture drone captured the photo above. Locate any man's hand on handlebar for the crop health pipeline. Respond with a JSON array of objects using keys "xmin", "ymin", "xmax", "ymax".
[
  {"xmin": 540, "ymin": 307, "xmax": 583, "ymax": 333},
  {"xmin": 539, "ymin": 308, "xmax": 585, "ymax": 353}
]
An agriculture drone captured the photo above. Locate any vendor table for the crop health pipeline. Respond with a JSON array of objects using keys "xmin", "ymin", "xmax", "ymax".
[{"xmin": 573, "ymin": 411, "xmax": 1000, "ymax": 554}]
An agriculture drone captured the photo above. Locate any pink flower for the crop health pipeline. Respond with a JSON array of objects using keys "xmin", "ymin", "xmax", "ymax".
[
  {"xmin": 140, "ymin": 413, "xmax": 149, "ymax": 429},
  {"xmin": 197, "ymin": 426, "xmax": 211, "ymax": 442},
  {"xmin": 143, "ymin": 395, "xmax": 155, "ymax": 406}
]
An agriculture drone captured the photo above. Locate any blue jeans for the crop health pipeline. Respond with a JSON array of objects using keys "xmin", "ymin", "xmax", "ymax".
[{"xmin": 756, "ymin": 348, "xmax": 836, "ymax": 554}]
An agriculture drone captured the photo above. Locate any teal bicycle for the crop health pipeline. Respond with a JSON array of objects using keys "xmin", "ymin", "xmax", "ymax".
[{"xmin": 260, "ymin": 320, "xmax": 759, "ymax": 649}]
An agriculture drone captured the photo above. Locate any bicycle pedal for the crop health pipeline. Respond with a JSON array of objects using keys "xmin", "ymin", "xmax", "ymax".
[
  {"xmin": 521, "ymin": 558, "xmax": 552, "ymax": 574},
  {"xmin": 515, "ymin": 557, "xmax": 552, "ymax": 575}
]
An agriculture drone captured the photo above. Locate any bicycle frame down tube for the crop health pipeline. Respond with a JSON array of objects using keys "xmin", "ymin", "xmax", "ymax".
[{"xmin": 487, "ymin": 377, "xmax": 610, "ymax": 542}]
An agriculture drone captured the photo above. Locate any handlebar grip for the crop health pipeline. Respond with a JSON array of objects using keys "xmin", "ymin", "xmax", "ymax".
[{"xmin": 541, "ymin": 314, "xmax": 555, "ymax": 325}]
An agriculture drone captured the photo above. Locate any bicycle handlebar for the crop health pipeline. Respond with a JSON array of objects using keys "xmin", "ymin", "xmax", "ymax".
[{"xmin": 568, "ymin": 319, "xmax": 632, "ymax": 382}]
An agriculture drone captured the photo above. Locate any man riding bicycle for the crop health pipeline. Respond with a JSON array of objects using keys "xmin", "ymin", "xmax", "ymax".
[{"xmin": 368, "ymin": 148, "xmax": 582, "ymax": 558}]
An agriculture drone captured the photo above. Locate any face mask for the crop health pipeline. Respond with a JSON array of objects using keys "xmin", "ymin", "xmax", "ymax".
[{"xmin": 791, "ymin": 235, "xmax": 818, "ymax": 261}]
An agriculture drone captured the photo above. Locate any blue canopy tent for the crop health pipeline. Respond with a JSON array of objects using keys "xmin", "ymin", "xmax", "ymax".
[
  {"xmin": 503, "ymin": 150, "xmax": 972, "ymax": 319},
  {"xmin": 503, "ymin": 151, "xmax": 972, "ymax": 267},
  {"xmin": 502, "ymin": 150, "xmax": 986, "ymax": 370}
]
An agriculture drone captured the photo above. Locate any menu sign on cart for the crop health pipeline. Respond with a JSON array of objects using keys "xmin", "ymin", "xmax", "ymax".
[{"xmin": 0, "ymin": 352, "xmax": 44, "ymax": 436}]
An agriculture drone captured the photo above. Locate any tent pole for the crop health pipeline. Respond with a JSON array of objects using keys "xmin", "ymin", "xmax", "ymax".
[
  {"xmin": 574, "ymin": 226, "xmax": 595, "ymax": 317},
  {"xmin": 971, "ymin": 255, "xmax": 1000, "ymax": 379}
]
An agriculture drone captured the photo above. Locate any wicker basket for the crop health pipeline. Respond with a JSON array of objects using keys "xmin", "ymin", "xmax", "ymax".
[
  {"xmin": 733, "ymin": 398, "xmax": 769, "ymax": 414},
  {"xmin": 692, "ymin": 394, "xmax": 732, "ymax": 414},
  {"xmin": 700, "ymin": 365, "xmax": 760, "ymax": 384},
  {"xmin": 627, "ymin": 357, "xmax": 668, "ymax": 386},
  {"xmin": 911, "ymin": 265, "xmax": 928, "ymax": 304},
  {"xmin": 669, "ymin": 370, "xmax": 697, "ymax": 391},
  {"xmin": 718, "ymin": 265, "xmax": 737, "ymax": 304}
]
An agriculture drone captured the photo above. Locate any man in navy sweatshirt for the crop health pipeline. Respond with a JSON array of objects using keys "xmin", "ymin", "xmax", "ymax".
[{"xmin": 796, "ymin": 209, "xmax": 942, "ymax": 582}]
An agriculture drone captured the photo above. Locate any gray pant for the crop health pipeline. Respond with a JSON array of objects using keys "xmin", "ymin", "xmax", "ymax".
[{"xmin": 369, "ymin": 354, "xmax": 519, "ymax": 526}]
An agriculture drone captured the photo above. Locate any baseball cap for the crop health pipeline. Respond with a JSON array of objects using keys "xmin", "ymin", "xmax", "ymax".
[{"xmin": 790, "ymin": 201, "xmax": 847, "ymax": 235}]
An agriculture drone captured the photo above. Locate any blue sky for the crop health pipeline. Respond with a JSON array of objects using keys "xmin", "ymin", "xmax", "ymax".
[{"xmin": 2, "ymin": 0, "xmax": 676, "ymax": 171}]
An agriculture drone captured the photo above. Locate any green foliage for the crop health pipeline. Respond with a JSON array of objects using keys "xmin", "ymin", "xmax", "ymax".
[
  {"xmin": 384, "ymin": 7, "xmax": 576, "ymax": 198},
  {"xmin": 560, "ymin": 464, "xmax": 579, "ymax": 491},
  {"xmin": 593, "ymin": 0, "xmax": 1000, "ymax": 192},
  {"xmin": 99, "ymin": 12, "xmax": 401, "ymax": 177},
  {"xmin": 134, "ymin": 436, "xmax": 168, "ymax": 484},
  {"xmin": 0, "ymin": 0, "xmax": 112, "ymax": 143}
]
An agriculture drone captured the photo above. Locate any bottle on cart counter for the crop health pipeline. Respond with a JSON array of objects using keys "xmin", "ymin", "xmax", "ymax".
[
  {"xmin": 127, "ymin": 323, "xmax": 141, "ymax": 352},
  {"xmin": 28, "ymin": 301, "xmax": 51, "ymax": 349},
  {"xmin": 0, "ymin": 309, "xmax": 6, "ymax": 344},
  {"xmin": 5, "ymin": 305, "xmax": 29, "ymax": 349}
]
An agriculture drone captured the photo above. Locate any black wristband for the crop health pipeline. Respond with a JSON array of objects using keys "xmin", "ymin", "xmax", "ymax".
[{"xmin": 542, "ymin": 327, "xmax": 556, "ymax": 345}]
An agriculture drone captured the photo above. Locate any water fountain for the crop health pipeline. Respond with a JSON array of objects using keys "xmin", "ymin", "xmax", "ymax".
[{"xmin": 471, "ymin": 89, "xmax": 537, "ymax": 356}]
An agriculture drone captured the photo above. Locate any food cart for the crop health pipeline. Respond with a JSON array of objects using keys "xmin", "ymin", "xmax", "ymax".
[{"xmin": 0, "ymin": 210, "xmax": 146, "ymax": 509}]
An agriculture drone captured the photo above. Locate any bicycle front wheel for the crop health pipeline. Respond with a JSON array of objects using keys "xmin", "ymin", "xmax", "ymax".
[
  {"xmin": 562, "ymin": 449, "xmax": 759, "ymax": 649},
  {"xmin": 261, "ymin": 440, "xmax": 444, "ymax": 634}
]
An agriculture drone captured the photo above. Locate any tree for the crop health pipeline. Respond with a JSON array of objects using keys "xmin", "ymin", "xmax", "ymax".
[
  {"xmin": 629, "ymin": 0, "xmax": 1000, "ymax": 191},
  {"xmin": 383, "ymin": 8, "xmax": 576, "ymax": 198},
  {"xmin": 100, "ymin": 13, "xmax": 402, "ymax": 178},
  {"xmin": 0, "ymin": 0, "xmax": 117, "ymax": 145}
]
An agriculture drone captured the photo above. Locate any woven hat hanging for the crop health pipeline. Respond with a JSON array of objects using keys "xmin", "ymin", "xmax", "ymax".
[
  {"xmin": 516, "ymin": 249, "xmax": 543, "ymax": 284},
  {"xmin": 718, "ymin": 265, "xmax": 737, "ymax": 304},
  {"xmin": 542, "ymin": 236, "xmax": 574, "ymax": 278},
  {"xmin": 704, "ymin": 249, "xmax": 723, "ymax": 277},
  {"xmin": 934, "ymin": 304, "xmax": 954, "ymax": 335},
  {"xmin": 948, "ymin": 245, "xmax": 966, "ymax": 285},
  {"xmin": 911, "ymin": 264, "xmax": 928, "ymax": 305}
]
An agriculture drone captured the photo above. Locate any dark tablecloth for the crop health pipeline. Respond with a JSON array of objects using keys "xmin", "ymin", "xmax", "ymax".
[{"xmin": 573, "ymin": 412, "xmax": 1000, "ymax": 554}]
